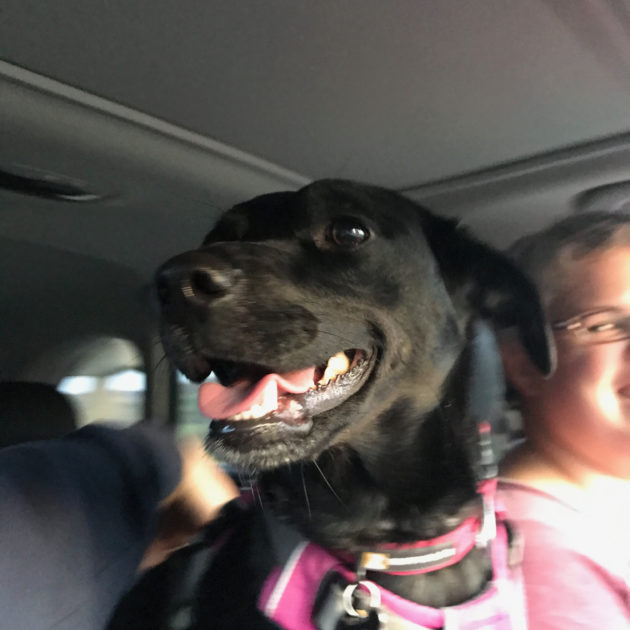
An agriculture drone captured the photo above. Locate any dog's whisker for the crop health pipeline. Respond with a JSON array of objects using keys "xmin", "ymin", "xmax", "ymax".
[
  {"xmin": 312, "ymin": 460, "xmax": 347, "ymax": 509},
  {"xmin": 239, "ymin": 470, "xmax": 265, "ymax": 512},
  {"xmin": 253, "ymin": 483, "xmax": 265, "ymax": 512},
  {"xmin": 152, "ymin": 354, "xmax": 169, "ymax": 372},
  {"xmin": 301, "ymin": 464, "xmax": 312, "ymax": 521}
]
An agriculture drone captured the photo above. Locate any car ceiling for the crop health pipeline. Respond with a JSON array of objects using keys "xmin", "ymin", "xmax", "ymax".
[
  {"xmin": 5, "ymin": 0, "xmax": 630, "ymax": 186},
  {"xmin": 3, "ymin": 0, "xmax": 630, "ymax": 282}
]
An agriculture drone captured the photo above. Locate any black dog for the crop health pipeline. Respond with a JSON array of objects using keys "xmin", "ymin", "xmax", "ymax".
[{"xmin": 111, "ymin": 180, "xmax": 552, "ymax": 629}]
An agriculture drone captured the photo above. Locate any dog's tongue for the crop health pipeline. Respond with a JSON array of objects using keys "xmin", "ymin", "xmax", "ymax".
[{"xmin": 198, "ymin": 367, "xmax": 316, "ymax": 419}]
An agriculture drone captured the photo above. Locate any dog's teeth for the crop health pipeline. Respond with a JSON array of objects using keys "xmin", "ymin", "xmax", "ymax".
[
  {"xmin": 229, "ymin": 387, "xmax": 279, "ymax": 421},
  {"xmin": 262, "ymin": 383, "xmax": 278, "ymax": 413},
  {"xmin": 319, "ymin": 351, "xmax": 351, "ymax": 386}
]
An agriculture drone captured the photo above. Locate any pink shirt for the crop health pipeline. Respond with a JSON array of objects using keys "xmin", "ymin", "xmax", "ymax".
[{"xmin": 498, "ymin": 479, "xmax": 630, "ymax": 629}]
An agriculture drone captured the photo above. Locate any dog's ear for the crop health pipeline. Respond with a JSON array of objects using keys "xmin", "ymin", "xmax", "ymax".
[{"xmin": 421, "ymin": 213, "xmax": 556, "ymax": 376}]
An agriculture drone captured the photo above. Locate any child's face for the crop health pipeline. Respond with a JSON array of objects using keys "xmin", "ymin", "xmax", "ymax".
[{"xmin": 533, "ymin": 246, "xmax": 630, "ymax": 478}]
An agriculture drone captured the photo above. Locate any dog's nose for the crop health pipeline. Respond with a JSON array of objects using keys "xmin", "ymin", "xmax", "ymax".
[{"xmin": 155, "ymin": 252, "xmax": 237, "ymax": 310}]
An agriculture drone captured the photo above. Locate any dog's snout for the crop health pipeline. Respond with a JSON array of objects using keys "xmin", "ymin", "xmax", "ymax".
[{"xmin": 155, "ymin": 253, "xmax": 237, "ymax": 310}]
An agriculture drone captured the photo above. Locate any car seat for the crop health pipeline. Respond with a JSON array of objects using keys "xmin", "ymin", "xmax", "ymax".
[{"xmin": 0, "ymin": 381, "xmax": 77, "ymax": 447}]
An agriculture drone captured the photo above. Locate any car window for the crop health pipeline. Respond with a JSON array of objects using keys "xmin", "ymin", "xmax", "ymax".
[
  {"xmin": 56, "ymin": 337, "xmax": 145, "ymax": 427},
  {"xmin": 176, "ymin": 371, "xmax": 214, "ymax": 439}
]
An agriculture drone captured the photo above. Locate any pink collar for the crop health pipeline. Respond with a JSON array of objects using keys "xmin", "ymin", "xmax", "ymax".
[
  {"xmin": 354, "ymin": 514, "xmax": 482, "ymax": 577},
  {"xmin": 349, "ymin": 478, "xmax": 499, "ymax": 577}
]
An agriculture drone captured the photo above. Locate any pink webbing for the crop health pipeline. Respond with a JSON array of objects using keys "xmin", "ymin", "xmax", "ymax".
[{"xmin": 258, "ymin": 542, "xmax": 338, "ymax": 629}]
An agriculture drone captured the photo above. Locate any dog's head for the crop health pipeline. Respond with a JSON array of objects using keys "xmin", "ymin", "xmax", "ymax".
[{"xmin": 157, "ymin": 179, "xmax": 552, "ymax": 470}]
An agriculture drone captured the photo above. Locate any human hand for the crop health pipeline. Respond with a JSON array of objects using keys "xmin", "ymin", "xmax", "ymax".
[{"xmin": 140, "ymin": 438, "xmax": 239, "ymax": 569}]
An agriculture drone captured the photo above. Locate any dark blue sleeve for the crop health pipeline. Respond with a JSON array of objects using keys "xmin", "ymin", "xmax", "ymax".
[{"xmin": 0, "ymin": 423, "xmax": 181, "ymax": 630}]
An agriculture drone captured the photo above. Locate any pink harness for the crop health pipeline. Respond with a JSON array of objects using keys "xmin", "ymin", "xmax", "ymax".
[{"xmin": 256, "ymin": 483, "xmax": 526, "ymax": 629}]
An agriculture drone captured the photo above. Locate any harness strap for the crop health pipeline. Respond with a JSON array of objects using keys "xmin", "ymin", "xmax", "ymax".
[
  {"xmin": 161, "ymin": 497, "xmax": 249, "ymax": 629},
  {"xmin": 164, "ymin": 544, "xmax": 216, "ymax": 630},
  {"xmin": 466, "ymin": 320, "xmax": 505, "ymax": 441},
  {"xmin": 263, "ymin": 508, "xmax": 311, "ymax": 570}
]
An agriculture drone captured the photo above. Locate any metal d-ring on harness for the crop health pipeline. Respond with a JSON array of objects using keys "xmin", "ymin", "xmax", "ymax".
[{"xmin": 341, "ymin": 580, "xmax": 385, "ymax": 628}]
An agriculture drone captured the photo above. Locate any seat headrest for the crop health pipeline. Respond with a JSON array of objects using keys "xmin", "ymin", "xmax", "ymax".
[{"xmin": 0, "ymin": 381, "xmax": 78, "ymax": 447}]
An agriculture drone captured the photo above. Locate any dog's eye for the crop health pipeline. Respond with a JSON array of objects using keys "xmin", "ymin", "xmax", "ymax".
[{"xmin": 329, "ymin": 218, "xmax": 370, "ymax": 248}]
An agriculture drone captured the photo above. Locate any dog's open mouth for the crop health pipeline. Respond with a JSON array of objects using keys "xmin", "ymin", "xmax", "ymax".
[{"xmin": 200, "ymin": 349, "xmax": 373, "ymax": 434}]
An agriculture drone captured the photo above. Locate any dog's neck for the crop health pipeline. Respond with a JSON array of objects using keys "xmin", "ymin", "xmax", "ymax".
[{"xmin": 260, "ymin": 346, "xmax": 492, "ymax": 607}]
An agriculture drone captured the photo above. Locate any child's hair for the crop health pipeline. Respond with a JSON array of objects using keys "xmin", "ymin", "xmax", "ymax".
[{"xmin": 507, "ymin": 212, "xmax": 630, "ymax": 307}]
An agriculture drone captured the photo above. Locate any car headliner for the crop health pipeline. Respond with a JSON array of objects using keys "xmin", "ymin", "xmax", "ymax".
[
  {"xmin": 2, "ymin": 2, "xmax": 630, "ymax": 313},
  {"xmin": 4, "ymin": 1, "xmax": 630, "ymax": 187}
]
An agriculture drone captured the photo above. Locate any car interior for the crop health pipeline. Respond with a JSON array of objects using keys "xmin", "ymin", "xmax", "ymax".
[{"xmin": 2, "ymin": 2, "xmax": 630, "ymax": 447}]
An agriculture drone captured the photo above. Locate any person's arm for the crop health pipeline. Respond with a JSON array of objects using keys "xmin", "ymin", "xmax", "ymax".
[
  {"xmin": 515, "ymin": 519, "xmax": 629, "ymax": 629},
  {"xmin": 0, "ymin": 423, "xmax": 236, "ymax": 630},
  {"xmin": 140, "ymin": 437, "xmax": 239, "ymax": 570}
]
